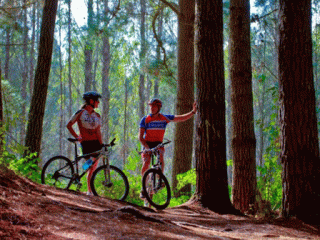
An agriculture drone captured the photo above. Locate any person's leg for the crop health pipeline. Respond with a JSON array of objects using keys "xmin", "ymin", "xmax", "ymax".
[
  {"xmin": 87, "ymin": 158, "xmax": 99, "ymax": 194},
  {"xmin": 82, "ymin": 140, "xmax": 102, "ymax": 195},
  {"xmin": 141, "ymin": 152, "xmax": 151, "ymax": 176},
  {"xmin": 140, "ymin": 152, "xmax": 151, "ymax": 198}
]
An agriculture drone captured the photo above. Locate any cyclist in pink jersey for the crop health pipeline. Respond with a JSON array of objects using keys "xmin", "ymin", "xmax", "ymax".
[
  {"xmin": 138, "ymin": 98, "xmax": 197, "ymax": 198},
  {"xmin": 67, "ymin": 91, "xmax": 102, "ymax": 195}
]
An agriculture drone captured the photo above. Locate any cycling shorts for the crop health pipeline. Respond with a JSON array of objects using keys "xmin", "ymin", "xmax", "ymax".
[{"xmin": 81, "ymin": 140, "xmax": 102, "ymax": 158}]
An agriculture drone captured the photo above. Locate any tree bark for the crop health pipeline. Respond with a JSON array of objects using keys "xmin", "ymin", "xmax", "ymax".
[
  {"xmin": 279, "ymin": 0, "xmax": 320, "ymax": 223},
  {"xmin": 192, "ymin": 0, "xmax": 234, "ymax": 214},
  {"xmin": 230, "ymin": 0, "xmax": 256, "ymax": 213},
  {"xmin": 24, "ymin": 0, "xmax": 58, "ymax": 157},
  {"xmin": 172, "ymin": 0, "xmax": 195, "ymax": 197}
]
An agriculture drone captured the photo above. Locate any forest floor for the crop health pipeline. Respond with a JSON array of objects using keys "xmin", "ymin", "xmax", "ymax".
[{"xmin": 0, "ymin": 168, "xmax": 320, "ymax": 240}]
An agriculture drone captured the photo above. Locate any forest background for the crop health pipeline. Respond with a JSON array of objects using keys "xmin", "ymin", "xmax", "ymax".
[{"xmin": 1, "ymin": 0, "xmax": 320, "ymax": 212}]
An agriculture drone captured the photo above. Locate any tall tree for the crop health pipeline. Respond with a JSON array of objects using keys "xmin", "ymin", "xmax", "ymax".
[
  {"xmin": 0, "ymin": 62, "xmax": 3, "ymax": 156},
  {"xmin": 229, "ymin": 0, "xmax": 256, "ymax": 213},
  {"xmin": 172, "ymin": 0, "xmax": 195, "ymax": 197},
  {"xmin": 84, "ymin": 0, "xmax": 94, "ymax": 91},
  {"xmin": 139, "ymin": 0, "xmax": 146, "ymax": 120},
  {"xmin": 191, "ymin": 0, "xmax": 234, "ymax": 213},
  {"xmin": 101, "ymin": 0, "xmax": 111, "ymax": 143},
  {"xmin": 279, "ymin": 0, "xmax": 320, "ymax": 223},
  {"xmin": 21, "ymin": 0, "xmax": 29, "ymax": 145},
  {"xmin": 24, "ymin": 0, "xmax": 58, "ymax": 157}
]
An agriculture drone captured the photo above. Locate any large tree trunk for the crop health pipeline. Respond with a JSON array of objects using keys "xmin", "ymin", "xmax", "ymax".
[
  {"xmin": 279, "ymin": 0, "xmax": 320, "ymax": 223},
  {"xmin": 172, "ymin": 0, "xmax": 195, "ymax": 198},
  {"xmin": 230, "ymin": 0, "xmax": 256, "ymax": 213},
  {"xmin": 191, "ymin": 0, "xmax": 234, "ymax": 214},
  {"xmin": 24, "ymin": 0, "xmax": 58, "ymax": 157}
]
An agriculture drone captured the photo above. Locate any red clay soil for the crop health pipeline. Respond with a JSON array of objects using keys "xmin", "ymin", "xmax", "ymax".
[{"xmin": 0, "ymin": 167, "xmax": 319, "ymax": 240}]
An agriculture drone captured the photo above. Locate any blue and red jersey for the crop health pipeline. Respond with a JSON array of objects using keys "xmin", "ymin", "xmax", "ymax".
[{"xmin": 139, "ymin": 114, "xmax": 175, "ymax": 142}]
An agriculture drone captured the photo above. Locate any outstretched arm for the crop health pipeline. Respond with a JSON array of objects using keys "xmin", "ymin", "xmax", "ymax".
[{"xmin": 172, "ymin": 101, "xmax": 197, "ymax": 123}]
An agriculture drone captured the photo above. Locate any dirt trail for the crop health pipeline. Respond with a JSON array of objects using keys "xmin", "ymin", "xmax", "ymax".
[{"xmin": 0, "ymin": 168, "xmax": 319, "ymax": 239}]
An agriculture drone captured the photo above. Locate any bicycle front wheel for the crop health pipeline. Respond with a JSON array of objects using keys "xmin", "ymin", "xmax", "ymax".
[
  {"xmin": 90, "ymin": 165, "xmax": 129, "ymax": 201},
  {"xmin": 41, "ymin": 156, "xmax": 74, "ymax": 189},
  {"xmin": 142, "ymin": 168, "xmax": 171, "ymax": 210}
]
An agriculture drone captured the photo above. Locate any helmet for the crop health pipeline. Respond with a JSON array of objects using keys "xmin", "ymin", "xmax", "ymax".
[
  {"xmin": 83, "ymin": 91, "xmax": 101, "ymax": 102},
  {"xmin": 148, "ymin": 98, "xmax": 162, "ymax": 108}
]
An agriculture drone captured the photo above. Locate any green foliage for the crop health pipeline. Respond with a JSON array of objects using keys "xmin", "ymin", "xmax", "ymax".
[
  {"xmin": 257, "ymin": 124, "xmax": 282, "ymax": 211},
  {"xmin": 170, "ymin": 169, "xmax": 196, "ymax": 207},
  {"xmin": 176, "ymin": 168, "xmax": 196, "ymax": 191},
  {"xmin": 8, "ymin": 152, "xmax": 42, "ymax": 183},
  {"xmin": 122, "ymin": 150, "xmax": 145, "ymax": 206}
]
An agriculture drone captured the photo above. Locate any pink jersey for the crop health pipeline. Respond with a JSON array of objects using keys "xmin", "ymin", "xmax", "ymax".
[{"xmin": 70, "ymin": 109, "xmax": 101, "ymax": 141}]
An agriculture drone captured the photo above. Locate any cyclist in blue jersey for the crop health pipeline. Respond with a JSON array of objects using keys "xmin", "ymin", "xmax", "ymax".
[{"xmin": 138, "ymin": 98, "xmax": 197, "ymax": 198}]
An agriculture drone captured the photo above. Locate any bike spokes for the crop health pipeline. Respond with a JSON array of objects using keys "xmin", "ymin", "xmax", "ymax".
[
  {"xmin": 90, "ymin": 165, "xmax": 129, "ymax": 201},
  {"xmin": 41, "ymin": 156, "xmax": 74, "ymax": 189},
  {"xmin": 142, "ymin": 169, "xmax": 171, "ymax": 210}
]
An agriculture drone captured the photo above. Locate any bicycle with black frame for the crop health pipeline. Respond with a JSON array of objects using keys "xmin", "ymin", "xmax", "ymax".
[
  {"xmin": 139, "ymin": 140, "xmax": 171, "ymax": 209},
  {"xmin": 41, "ymin": 138, "xmax": 129, "ymax": 201}
]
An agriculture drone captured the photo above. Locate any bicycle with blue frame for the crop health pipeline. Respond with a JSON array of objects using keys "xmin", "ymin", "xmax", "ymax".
[
  {"xmin": 139, "ymin": 140, "xmax": 171, "ymax": 209},
  {"xmin": 41, "ymin": 138, "xmax": 129, "ymax": 201}
]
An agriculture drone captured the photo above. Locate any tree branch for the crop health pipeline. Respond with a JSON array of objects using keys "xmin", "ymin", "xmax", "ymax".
[
  {"xmin": 152, "ymin": 3, "xmax": 176, "ymax": 81},
  {"xmin": 158, "ymin": 0, "xmax": 179, "ymax": 15}
]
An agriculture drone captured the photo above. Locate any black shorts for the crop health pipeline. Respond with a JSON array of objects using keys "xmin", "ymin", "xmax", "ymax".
[
  {"xmin": 81, "ymin": 140, "xmax": 102, "ymax": 157},
  {"xmin": 146, "ymin": 141, "xmax": 162, "ymax": 149}
]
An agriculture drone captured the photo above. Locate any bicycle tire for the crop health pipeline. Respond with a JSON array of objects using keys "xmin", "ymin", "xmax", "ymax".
[
  {"xmin": 41, "ymin": 156, "xmax": 74, "ymax": 189},
  {"xmin": 142, "ymin": 168, "xmax": 171, "ymax": 210},
  {"xmin": 90, "ymin": 165, "xmax": 129, "ymax": 201}
]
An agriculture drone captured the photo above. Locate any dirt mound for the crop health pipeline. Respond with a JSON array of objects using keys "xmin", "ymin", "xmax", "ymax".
[{"xmin": 0, "ymin": 167, "xmax": 319, "ymax": 239}]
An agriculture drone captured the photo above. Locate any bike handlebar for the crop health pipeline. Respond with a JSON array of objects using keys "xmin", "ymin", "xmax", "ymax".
[
  {"xmin": 67, "ymin": 137, "xmax": 116, "ymax": 147},
  {"xmin": 138, "ymin": 140, "xmax": 171, "ymax": 155}
]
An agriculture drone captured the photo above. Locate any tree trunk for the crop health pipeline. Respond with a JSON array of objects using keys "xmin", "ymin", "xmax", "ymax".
[
  {"xmin": 85, "ymin": 0, "xmax": 94, "ymax": 91},
  {"xmin": 29, "ymin": 2, "xmax": 37, "ymax": 96},
  {"xmin": 67, "ymin": 0, "xmax": 73, "ymax": 159},
  {"xmin": 21, "ymin": 0, "xmax": 29, "ymax": 145},
  {"xmin": 279, "ymin": 0, "xmax": 320, "ymax": 223},
  {"xmin": 172, "ymin": 0, "xmax": 195, "ymax": 198},
  {"xmin": 4, "ymin": 28, "xmax": 10, "ymax": 80},
  {"xmin": 139, "ymin": 0, "xmax": 146, "ymax": 120},
  {"xmin": 0, "ymin": 62, "xmax": 3, "ymax": 156},
  {"xmin": 24, "ymin": 0, "xmax": 58, "ymax": 157},
  {"xmin": 102, "ymin": 37, "xmax": 110, "ymax": 143},
  {"xmin": 191, "ymin": 0, "xmax": 234, "ymax": 214},
  {"xmin": 230, "ymin": 0, "xmax": 256, "ymax": 213}
]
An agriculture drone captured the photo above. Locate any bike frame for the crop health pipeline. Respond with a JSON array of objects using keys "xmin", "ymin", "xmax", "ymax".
[{"xmin": 68, "ymin": 138, "xmax": 114, "ymax": 185}]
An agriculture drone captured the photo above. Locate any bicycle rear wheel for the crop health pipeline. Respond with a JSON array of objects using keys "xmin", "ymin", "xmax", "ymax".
[
  {"xmin": 142, "ymin": 168, "xmax": 171, "ymax": 210},
  {"xmin": 41, "ymin": 156, "xmax": 74, "ymax": 189},
  {"xmin": 90, "ymin": 165, "xmax": 129, "ymax": 201}
]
